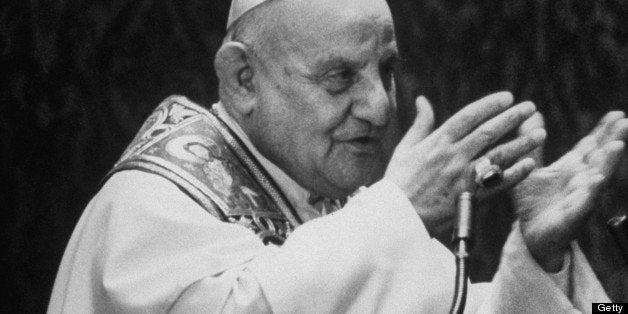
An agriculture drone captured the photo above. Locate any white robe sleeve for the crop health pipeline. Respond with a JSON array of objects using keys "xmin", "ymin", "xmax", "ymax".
[
  {"xmin": 48, "ymin": 170, "xmax": 610, "ymax": 314},
  {"xmin": 476, "ymin": 222, "xmax": 611, "ymax": 314}
]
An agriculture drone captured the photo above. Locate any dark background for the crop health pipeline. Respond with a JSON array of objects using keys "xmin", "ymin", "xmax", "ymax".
[{"xmin": 2, "ymin": 0, "xmax": 627, "ymax": 312}]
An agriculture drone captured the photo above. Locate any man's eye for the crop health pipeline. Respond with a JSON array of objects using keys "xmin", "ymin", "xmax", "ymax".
[
  {"xmin": 323, "ymin": 69, "xmax": 354, "ymax": 94},
  {"xmin": 380, "ymin": 58, "xmax": 397, "ymax": 91}
]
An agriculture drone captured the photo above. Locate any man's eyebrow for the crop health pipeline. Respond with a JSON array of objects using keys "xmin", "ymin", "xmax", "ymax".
[{"xmin": 320, "ymin": 56, "xmax": 363, "ymax": 69}]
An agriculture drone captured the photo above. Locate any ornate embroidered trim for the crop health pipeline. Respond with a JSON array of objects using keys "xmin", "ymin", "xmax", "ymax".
[
  {"xmin": 105, "ymin": 96, "xmax": 300, "ymax": 244},
  {"xmin": 208, "ymin": 109, "xmax": 303, "ymax": 227}
]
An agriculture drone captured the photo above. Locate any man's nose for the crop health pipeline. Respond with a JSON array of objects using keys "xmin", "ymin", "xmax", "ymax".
[{"xmin": 350, "ymin": 73, "xmax": 391, "ymax": 127}]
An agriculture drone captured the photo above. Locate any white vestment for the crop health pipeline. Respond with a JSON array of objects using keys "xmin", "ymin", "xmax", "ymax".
[{"xmin": 48, "ymin": 102, "xmax": 610, "ymax": 313}]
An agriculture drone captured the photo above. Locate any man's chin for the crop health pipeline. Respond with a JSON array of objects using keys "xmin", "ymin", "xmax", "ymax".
[{"xmin": 323, "ymin": 163, "xmax": 386, "ymax": 198}]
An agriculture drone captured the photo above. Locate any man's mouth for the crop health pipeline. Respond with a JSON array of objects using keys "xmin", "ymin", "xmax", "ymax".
[{"xmin": 343, "ymin": 136, "xmax": 381, "ymax": 154}]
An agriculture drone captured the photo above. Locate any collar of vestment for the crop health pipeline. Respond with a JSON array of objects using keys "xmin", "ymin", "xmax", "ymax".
[{"xmin": 106, "ymin": 96, "xmax": 303, "ymax": 245}]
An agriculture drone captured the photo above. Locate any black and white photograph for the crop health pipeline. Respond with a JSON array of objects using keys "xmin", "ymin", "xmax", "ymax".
[{"xmin": 2, "ymin": 0, "xmax": 628, "ymax": 312}]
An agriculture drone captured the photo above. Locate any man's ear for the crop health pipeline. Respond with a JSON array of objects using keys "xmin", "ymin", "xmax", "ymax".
[{"xmin": 215, "ymin": 42, "xmax": 256, "ymax": 115}]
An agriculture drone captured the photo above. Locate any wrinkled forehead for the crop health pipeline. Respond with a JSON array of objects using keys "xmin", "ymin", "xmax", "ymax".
[
  {"xmin": 263, "ymin": 0, "xmax": 395, "ymax": 59},
  {"xmin": 229, "ymin": 0, "xmax": 393, "ymax": 30},
  {"xmin": 280, "ymin": 0, "xmax": 392, "ymax": 33}
]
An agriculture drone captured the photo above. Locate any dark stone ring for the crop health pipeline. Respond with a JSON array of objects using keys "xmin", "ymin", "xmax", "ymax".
[{"xmin": 474, "ymin": 157, "xmax": 503, "ymax": 188}]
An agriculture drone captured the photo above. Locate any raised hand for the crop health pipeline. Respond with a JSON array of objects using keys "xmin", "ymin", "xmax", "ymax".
[
  {"xmin": 385, "ymin": 92, "xmax": 546, "ymax": 242},
  {"xmin": 514, "ymin": 112, "xmax": 628, "ymax": 272}
]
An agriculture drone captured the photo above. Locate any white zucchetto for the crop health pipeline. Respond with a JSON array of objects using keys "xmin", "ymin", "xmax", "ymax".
[{"xmin": 227, "ymin": 0, "xmax": 268, "ymax": 29}]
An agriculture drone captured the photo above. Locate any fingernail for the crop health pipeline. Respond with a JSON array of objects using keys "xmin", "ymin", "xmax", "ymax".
[
  {"xmin": 530, "ymin": 128, "xmax": 547, "ymax": 142},
  {"xmin": 612, "ymin": 140, "xmax": 625, "ymax": 149},
  {"xmin": 520, "ymin": 101, "xmax": 536, "ymax": 115},
  {"xmin": 605, "ymin": 141, "xmax": 625, "ymax": 154},
  {"xmin": 593, "ymin": 174, "xmax": 605, "ymax": 184},
  {"xmin": 497, "ymin": 91, "xmax": 514, "ymax": 103},
  {"xmin": 523, "ymin": 157, "xmax": 536, "ymax": 169},
  {"xmin": 604, "ymin": 111, "xmax": 625, "ymax": 123}
]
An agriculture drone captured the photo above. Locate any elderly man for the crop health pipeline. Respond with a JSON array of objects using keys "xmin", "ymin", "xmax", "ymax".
[{"xmin": 49, "ymin": 0, "xmax": 627, "ymax": 312}]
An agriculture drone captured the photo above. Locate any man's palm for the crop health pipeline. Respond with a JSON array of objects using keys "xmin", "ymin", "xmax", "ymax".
[{"xmin": 513, "ymin": 112, "xmax": 627, "ymax": 271}]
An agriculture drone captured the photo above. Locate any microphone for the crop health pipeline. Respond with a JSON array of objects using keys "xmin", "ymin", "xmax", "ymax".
[
  {"xmin": 607, "ymin": 215, "xmax": 628, "ymax": 265},
  {"xmin": 449, "ymin": 159, "xmax": 502, "ymax": 314}
]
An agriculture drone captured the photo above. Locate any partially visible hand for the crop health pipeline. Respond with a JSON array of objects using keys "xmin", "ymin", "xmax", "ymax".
[
  {"xmin": 385, "ymin": 92, "xmax": 546, "ymax": 242},
  {"xmin": 514, "ymin": 112, "xmax": 628, "ymax": 272}
]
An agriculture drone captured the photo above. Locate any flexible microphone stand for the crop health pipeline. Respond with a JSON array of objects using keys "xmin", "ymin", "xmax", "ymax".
[
  {"xmin": 449, "ymin": 191, "xmax": 474, "ymax": 314},
  {"xmin": 449, "ymin": 162, "xmax": 502, "ymax": 314}
]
